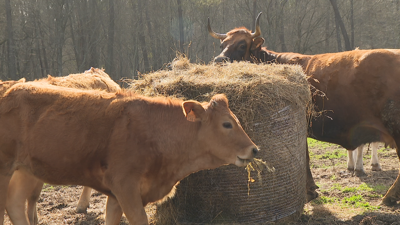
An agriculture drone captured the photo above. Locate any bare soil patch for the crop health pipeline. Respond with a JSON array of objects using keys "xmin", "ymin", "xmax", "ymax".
[{"xmin": 4, "ymin": 143, "xmax": 400, "ymax": 224}]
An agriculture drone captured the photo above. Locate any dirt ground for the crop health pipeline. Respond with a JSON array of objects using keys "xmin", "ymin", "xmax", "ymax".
[{"xmin": 3, "ymin": 143, "xmax": 400, "ymax": 225}]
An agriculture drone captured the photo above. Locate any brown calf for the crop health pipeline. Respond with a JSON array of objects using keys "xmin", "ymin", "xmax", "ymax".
[
  {"xmin": 5, "ymin": 68, "xmax": 121, "ymax": 225},
  {"xmin": 0, "ymin": 82, "xmax": 258, "ymax": 225}
]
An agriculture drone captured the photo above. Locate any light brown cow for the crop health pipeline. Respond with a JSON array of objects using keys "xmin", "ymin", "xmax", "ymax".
[
  {"xmin": 209, "ymin": 14, "xmax": 400, "ymax": 206},
  {"xmin": 5, "ymin": 68, "xmax": 121, "ymax": 225},
  {"xmin": 0, "ymin": 79, "xmax": 26, "ymax": 94},
  {"xmin": 0, "ymin": 82, "xmax": 258, "ymax": 225}
]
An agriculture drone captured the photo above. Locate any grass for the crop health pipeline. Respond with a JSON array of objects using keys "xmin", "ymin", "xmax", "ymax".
[
  {"xmin": 312, "ymin": 193, "xmax": 380, "ymax": 211},
  {"xmin": 313, "ymin": 183, "xmax": 383, "ymax": 211},
  {"xmin": 306, "ymin": 139, "xmax": 399, "ymax": 222},
  {"xmin": 330, "ymin": 183, "xmax": 374, "ymax": 193},
  {"xmin": 307, "ymin": 138, "xmax": 346, "ymax": 161},
  {"xmin": 307, "ymin": 138, "xmax": 337, "ymax": 150},
  {"xmin": 341, "ymin": 195, "xmax": 380, "ymax": 210},
  {"xmin": 42, "ymin": 185, "xmax": 55, "ymax": 192}
]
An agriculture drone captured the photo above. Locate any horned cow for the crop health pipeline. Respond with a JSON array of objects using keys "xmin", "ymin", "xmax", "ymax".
[{"xmin": 208, "ymin": 13, "xmax": 400, "ymax": 206}]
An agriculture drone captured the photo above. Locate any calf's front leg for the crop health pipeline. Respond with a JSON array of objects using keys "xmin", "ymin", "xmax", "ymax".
[
  {"xmin": 0, "ymin": 174, "xmax": 11, "ymax": 225},
  {"xmin": 112, "ymin": 185, "xmax": 148, "ymax": 225},
  {"xmin": 105, "ymin": 196, "xmax": 123, "ymax": 225}
]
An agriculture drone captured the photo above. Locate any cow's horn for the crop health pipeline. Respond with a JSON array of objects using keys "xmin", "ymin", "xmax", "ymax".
[
  {"xmin": 208, "ymin": 18, "xmax": 227, "ymax": 40},
  {"xmin": 251, "ymin": 12, "xmax": 262, "ymax": 38}
]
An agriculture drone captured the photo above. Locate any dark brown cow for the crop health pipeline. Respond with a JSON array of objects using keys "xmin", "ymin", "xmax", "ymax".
[
  {"xmin": 5, "ymin": 68, "xmax": 122, "ymax": 225},
  {"xmin": 0, "ymin": 82, "xmax": 258, "ymax": 225},
  {"xmin": 209, "ymin": 15, "xmax": 400, "ymax": 206}
]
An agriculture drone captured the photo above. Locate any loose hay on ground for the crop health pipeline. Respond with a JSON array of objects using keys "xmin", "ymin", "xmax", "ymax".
[{"xmin": 129, "ymin": 57, "xmax": 311, "ymax": 224}]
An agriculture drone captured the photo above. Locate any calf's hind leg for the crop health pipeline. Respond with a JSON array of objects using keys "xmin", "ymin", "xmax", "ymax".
[
  {"xmin": 27, "ymin": 178, "xmax": 43, "ymax": 225},
  {"xmin": 76, "ymin": 187, "xmax": 92, "ymax": 213},
  {"xmin": 6, "ymin": 170, "xmax": 43, "ymax": 225}
]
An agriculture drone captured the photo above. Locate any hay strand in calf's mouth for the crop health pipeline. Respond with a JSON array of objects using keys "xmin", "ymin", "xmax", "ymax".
[{"xmin": 246, "ymin": 158, "xmax": 275, "ymax": 195}]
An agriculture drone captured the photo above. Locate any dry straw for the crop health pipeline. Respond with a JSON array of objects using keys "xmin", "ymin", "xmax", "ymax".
[{"xmin": 129, "ymin": 56, "xmax": 311, "ymax": 224}]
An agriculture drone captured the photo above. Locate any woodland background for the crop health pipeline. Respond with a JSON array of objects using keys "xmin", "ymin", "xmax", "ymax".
[{"xmin": 1, "ymin": 0, "xmax": 400, "ymax": 81}]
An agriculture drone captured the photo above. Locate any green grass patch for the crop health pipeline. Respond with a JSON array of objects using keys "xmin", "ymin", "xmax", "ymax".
[
  {"xmin": 307, "ymin": 138, "xmax": 336, "ymax": 150},
  {"xmin": 369, "ymin": 184, "xmax": 390, "ymax": 193},
  {"xmin": 42, "ymin": 185, "xmax": 55, "ymax": 192},
  {"xmin": 328, "ymin": 183, "xmax": 375, "ymax": 194},
  {"xmin": 367, "ymin": 193, "xmax": 383, "ymax": 198},
  {"xmin": 317, "ymin": 149, "xmax": 347, "ymax": 160},
  {"xmin": 307, "ymin": 138, "xmax": 347, "ymax": 160},
  {"xmin": 312, "ymin": 193, "xmax": 380, "ymax": 211},
  {"xmin": 312, "ymin": 195, "xmax": 338, "ymax": 205},
  {"xmin": 342, "ymin": 195, "xmax": 380, "ymax": 210}
]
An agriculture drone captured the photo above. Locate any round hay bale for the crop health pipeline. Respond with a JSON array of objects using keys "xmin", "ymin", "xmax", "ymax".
[{"xmin": 129, "ymin": 58, "xmax": 311, "ymax": 224}]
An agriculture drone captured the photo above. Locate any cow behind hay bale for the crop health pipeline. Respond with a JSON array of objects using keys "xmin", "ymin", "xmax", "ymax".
[
  {"xmin": 41, "ymin": 67, "xmax": 121, "ymax": 92},
  {"xmin": 129, "ymin": 58, "xmax": 311, "ymax": 224}
]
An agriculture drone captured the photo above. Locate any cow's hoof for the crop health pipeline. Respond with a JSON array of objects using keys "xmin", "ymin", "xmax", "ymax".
[
  {"xmin": 354, "ymin": 169, "xmax": 367, "ymax": 177},
  {"xmin": 347, "ymin": 167, "xmax": 354, "ymax": 172},
  {"xmin": 371, "ymin": 163, "xmax": 382, "ymax": 171},
  {"xmin": 380, "ymin": 197, "xmax": 398, "ymax": 206},
  {"xmin": 76, "ymin": 207, "xmax": 88, "ymax": 214},
  {"xmin": 306, "ymin": 191, "xmax": 319, "ymax": 202}
]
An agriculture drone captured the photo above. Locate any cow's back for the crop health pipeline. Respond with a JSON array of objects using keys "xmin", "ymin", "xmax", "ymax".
[
  {"xmin": 0, "ymin": 83, "xmax": 121, "ymax": 187},
  {"xmin": 43, "ymin": 68, "xmax": 120, "ymax": 93}
]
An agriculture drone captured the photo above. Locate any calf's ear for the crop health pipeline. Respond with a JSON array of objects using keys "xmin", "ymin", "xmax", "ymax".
[{"xmin": 182, "ymin": 101, "xmax": 206, "ymax": 122}]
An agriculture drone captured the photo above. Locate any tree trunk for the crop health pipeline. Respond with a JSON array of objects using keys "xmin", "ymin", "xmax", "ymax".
[
  {"xmin": 106, "ymin": 0, "xmax": 115, "ymax": 76},
  {"xmin": 54, "ymin": 1, "xmax": 66, "ymax": 76},
  {"xmin": 144, "ymin": 1, "xmax": 158, "ymax": 71},
  {"xmin": 350, "ymin": 0, "xmax": 354, "ymax": 49},
  {"xmin": 251, "ymin": 0, "xmax": 257, "ymax": 32},
  {"xmin": 177, "ymin": 0, "xmax": 184, "ymax": 53},
  {"xmin": 277, "ymin": 0, "xmax": 288, "ymax": 52},
  {"xmin": 334, "ymin": 8, "xmax": 342, "ymax": 52},
  {"xmin": 136, "ymin": 0, "xmax": 150, "ymax": 72},
  {"xmin": 87, "ymin": 0, "xmax": 99, "ymax": 70},
  {"xmin": 5, "ymin": 0, "xmax": 17, "ymax": 79},
  {"xmin": 329, "ymin": 0, "xmax": 351, "ymax": 51},
  {"xmin": 324, "ymin": 5, "xmax": 331, "ymax": 52}
]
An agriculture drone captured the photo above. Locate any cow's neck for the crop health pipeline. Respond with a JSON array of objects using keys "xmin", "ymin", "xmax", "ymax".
[
  {"xmin": 161, "ymin": 122, "xmax": 226, "ymax": 182},
  {"xmin": 255, "ymin": 48, "xmax": 310, "ymax": 69},
  {"xmin": 252, "ymin": 47, "xmax": 278, "ymax": 63},
  {"xmin": 139, "ymin": 105, "xmax": 228, "ymax": 205}
]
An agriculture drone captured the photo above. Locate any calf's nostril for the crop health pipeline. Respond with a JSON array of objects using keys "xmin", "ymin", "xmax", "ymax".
[{"xmin": 252, "ymin": 147, "xmax": 258, "ymax": 156}]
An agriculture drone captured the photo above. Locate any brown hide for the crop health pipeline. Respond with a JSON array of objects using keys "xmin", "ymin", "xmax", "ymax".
[
  {"xmin": 272, "ymin": 50, "xmax": 400, "ymax": 150},
  {"xmin": 0, "ymin": 83, "xmax": 257, "ymax": 224},
  {"xmin": 0, "ymin": 78, "xmax": 25, "ymax": 96},
  {"xmin": 40, "ymin": 67, "xmax": 121, "ymax": 92},
  {"xmin": 282, "ymin": 49, "xmax": 400, "ymax": 205}
]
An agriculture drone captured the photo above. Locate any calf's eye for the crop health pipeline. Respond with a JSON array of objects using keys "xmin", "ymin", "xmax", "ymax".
[{"xmin": 222, "ymin": 122, "xmax": 233, "ymax": 129}]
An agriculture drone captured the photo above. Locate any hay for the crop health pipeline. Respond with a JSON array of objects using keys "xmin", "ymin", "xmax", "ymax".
[{"xmin": 129, "ymin": 56, "xmax": 311, "ymax": 224}]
